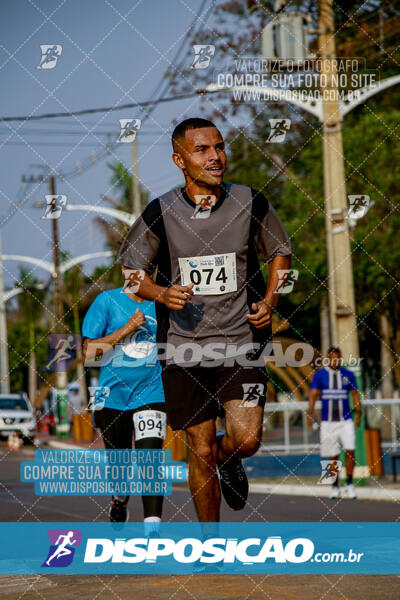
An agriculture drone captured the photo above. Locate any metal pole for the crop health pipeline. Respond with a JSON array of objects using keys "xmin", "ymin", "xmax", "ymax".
[
  {"xmin": 318, "ymin": 0, "xmax": 360, "ymax": 363},
  {"xmin": 132, "ymin": 135, "xmax": 141, "ymax": 216},
  {"xmin": 0, "ymin": 231, "xmax": 10, "ymax": 393},
  {"xmin": 379, "ymin": 9, "xmax": 384, "ymax": 55},
  {"xmin": 49, "ymin": 176, "xmax": 69, "ymax": 438},
  {"xmin": 49, "ymin": 176, "xmax": 63, "ymax": 332},
  {"xmin": 284, "ymin": 405, "xmax": 290, "ymax": 454}
]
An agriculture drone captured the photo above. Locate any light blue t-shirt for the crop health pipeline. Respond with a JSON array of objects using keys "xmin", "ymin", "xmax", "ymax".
[{"xmin": 82, "ymin": 288, "xmax": 164, "ymax": 411}]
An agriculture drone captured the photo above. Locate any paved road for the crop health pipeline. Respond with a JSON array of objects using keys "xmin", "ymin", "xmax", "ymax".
[
  {"xmin": 0, "ymin": 447, "xmax": 398, "ymax": 599},
  {"xmin": 1, "ymin": 447, "xmax": 399, "ymax": 522}
]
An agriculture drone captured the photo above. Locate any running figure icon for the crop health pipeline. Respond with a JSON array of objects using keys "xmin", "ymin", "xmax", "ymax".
[
  {"xmin": 45, "ymin": 531, "xmax": 77, "ymax": 566},
  {"xmin": 45, "ymin": 335, "xmax": 75, "ymax": 370}
]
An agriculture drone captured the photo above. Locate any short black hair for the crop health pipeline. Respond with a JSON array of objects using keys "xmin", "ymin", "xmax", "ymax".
[
  {"xmin": 327, "ymin": 346, "xmax": 341, "ymax": 355},
  {"xmin": 171, "ymin": 118, "xmax": 217, "ymax": 151}
]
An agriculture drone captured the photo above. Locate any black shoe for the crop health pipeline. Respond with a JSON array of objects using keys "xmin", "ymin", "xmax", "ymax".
[
  {"xmin": 216, "ymin": 436, "xmax": 248, "ymax": 511},
  {"xmin": 109, "ymin": 497, "xmax": 129, "ymax": 522}
]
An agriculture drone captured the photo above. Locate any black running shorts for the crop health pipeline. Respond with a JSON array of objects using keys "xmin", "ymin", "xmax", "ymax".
[
  {"xmin": 95, "ymin": 402, "xmax": 166, "ymax": 449},
  {"xmin": 162, "ymin": 364, "xmax": 268, "ymax": 431}
]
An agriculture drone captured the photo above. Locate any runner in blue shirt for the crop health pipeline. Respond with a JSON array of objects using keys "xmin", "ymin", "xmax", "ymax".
[
  {"xmin": 82, "ymin": 266, "xmax": 166, "ymax": 528},
  {"xmin": 308, "ymin": 347, "xmax": 362, "ymax": 499}
]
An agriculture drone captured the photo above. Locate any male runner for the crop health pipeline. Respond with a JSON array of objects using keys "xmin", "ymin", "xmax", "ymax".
[
  {"xmin": 117, "ymin": 118, "xmax": 292, "ymax": 522},
  {"xmin": 82, "ymin": 267, "xmax": 166, "ymax": 528},
  {"xmin": 308, "ymin": 347, "xmax": 362, "ymax": 499}
]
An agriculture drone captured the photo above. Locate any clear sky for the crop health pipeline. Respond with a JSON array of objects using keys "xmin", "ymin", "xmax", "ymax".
[{"xmin": 0, "ymin": 0, "xmax": 215, "ymax": 289}]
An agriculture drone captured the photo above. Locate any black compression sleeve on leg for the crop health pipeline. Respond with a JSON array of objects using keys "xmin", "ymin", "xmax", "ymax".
[
  {"xmin": 96, "ymin": 408, "xmax": 133, "ymax": 505},
  {"xmin": 135, "ymin": 436, "xmax": 164, "ymax": 518}
]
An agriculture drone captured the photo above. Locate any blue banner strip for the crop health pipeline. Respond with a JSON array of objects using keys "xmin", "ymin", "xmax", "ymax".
[{"xmin": 0, "ymin": 523, "xmax": 398, "ymax": 574}]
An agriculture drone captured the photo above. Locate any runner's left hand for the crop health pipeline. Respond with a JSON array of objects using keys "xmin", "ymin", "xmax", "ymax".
[{"xmin": 246, "ymin": 300, "xmax": 272, "ymax": 329}]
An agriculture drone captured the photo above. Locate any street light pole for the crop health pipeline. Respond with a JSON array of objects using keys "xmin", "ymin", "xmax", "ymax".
[
  {"xmin": 48, "ymin": 175, "xmax": 69, "ymax": 438},
  {"xmin": 49, "ymin": 176, "xmax": 64, "ymax": 333},
  {"xmin": 0, "ymin": 231, "xmax": 10, "ymax": 393},
  {"xmin": 132, "ymin": 135, "xmax": 141, "ymax": 216},
  {"xmin": 318, "ymin": 0, "xmax": 368, "ymax": 483},
  {"xmin": 318, "ymin": 0, "xmax": 360, "ymax": 363}
]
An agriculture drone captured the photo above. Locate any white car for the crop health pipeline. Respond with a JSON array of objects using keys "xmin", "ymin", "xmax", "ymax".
[{"xmin": 0, "ymin": 393, "xmax": 36, "ymax": 442}]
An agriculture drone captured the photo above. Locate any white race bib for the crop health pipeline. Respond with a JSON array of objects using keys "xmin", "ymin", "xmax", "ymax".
[
  {"xmin": 178, "ymin": 252, "xmax": 237, "ymax": 295},
  {"xmin": 133, "ymin": 410, "xmax": 166, "ymax": 440}
]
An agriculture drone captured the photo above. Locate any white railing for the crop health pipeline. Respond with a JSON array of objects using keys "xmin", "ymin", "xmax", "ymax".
[{"xmin": 260, "ymin": 398, "xmax": 400, "ymax": 454}]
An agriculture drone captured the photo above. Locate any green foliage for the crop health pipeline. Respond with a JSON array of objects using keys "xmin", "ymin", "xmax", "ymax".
[
  {"xmin": 343, "ymin": 109, "xmax": 400, "ymax": 315},
  {"xmin": 343, "ymin": 109, "xmax": 400, "ymax": 374},
  {"xmin": 108, "ymin": 162, "xmax": 149, "ymax": 212},
  {"xmin": 8, "ymin": 321, "xmax": 49, "ymax": 393},
  {"xmin": 225, "ymin": 104, "xmax": 400, "ymax": 370}
]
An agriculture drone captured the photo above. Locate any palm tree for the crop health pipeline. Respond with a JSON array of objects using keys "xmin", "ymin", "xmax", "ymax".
[
  {"xmin": 62, "ymin": 259, "xmax": 115, "ymax": 407},
  {"xmin": 62, "ymin": 263, "xmax": 88, "ymax": 407}
]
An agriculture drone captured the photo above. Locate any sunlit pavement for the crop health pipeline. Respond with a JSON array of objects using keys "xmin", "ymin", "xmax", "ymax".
[{"xmin": 1, "ymin": 444, "xmax": 399, "ymax": 599}]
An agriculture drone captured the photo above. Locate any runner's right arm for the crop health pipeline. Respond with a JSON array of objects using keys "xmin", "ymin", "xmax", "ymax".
[
  {"xmin": 308, "ymin": 388, "xmax": 319, "ymax": 428},
  {"xmin": 115, "ymin": 200, "xmax": 194, "ymax": 310},
  {"xmin": 133, "ymin": 273, "xmax": 194, "ymax": 310},
  {"xmin": 308, "ymin": 369, "xmax": 321, "ymax": 427},
  {"xmin": 83, "ymin": 309, "xmax": 145, "ymax": 361}
]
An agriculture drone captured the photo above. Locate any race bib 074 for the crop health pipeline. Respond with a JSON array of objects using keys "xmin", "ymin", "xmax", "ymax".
[{"xmin": 178, "ymin": 252, "xmax": 237, "ymax": 295}]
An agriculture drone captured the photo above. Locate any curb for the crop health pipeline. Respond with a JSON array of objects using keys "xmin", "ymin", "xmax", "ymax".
[
  {"xmin": 48, "ymin": 440, "xmax": 85, "ymax": 450},
  {"xmin": 47, "ymin": 442, "xmax": 400, "ymax": 502},
  {"xmin": 249, "ymin": 482, "xmax": 400, "ymax": 502}
]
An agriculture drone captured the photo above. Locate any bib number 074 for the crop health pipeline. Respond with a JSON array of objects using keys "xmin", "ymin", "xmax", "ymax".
[
  {"xmin": 189, "ymin": 266, "xmax": 227, "ymax": 285},
  {"xmin": 178, "ymin": 252, "xmax": 237, "ymax": 295}
]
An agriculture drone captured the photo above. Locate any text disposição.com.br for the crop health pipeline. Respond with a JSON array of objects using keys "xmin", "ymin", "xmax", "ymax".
[
  {"xmin": 312, "ymin": 549, "xmax": 364, "ymax": 564},
  {"xmin": 83, "ymin": 536, "xmax": 365, "ymax": 565}
]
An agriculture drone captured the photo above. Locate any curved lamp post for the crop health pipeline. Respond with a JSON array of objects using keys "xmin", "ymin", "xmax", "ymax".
[{"xmin": 0, "ymin": 250, "xmax": 113, "ymax": 393}]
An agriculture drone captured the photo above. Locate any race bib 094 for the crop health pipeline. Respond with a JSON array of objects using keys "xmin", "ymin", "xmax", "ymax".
[
  {"xmin": 178, "ymin": 252, "xmax": 237, "ymax": 295},
  {"xmin": 133, "ymin": 410, "xmax": 166, "ymax": 440}
]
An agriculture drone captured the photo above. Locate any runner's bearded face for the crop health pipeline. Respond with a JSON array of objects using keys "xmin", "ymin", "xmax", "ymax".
[
  {"xmin": 172, "ymin": 127, "xmax": 226, "ymax": 187},
  {"xmin": 328, "ymin": 351, "xmax": 341, "ymax": 370}
]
